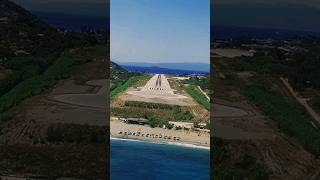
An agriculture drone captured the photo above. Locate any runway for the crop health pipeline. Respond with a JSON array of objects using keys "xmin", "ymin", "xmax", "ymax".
[
  {"xmin": 141, "ymin": 74, "xmax": 174, "ymax": 94},
  {"xmin": 124, "ymin": 74, "xmax": 191, "ymax": 106}
]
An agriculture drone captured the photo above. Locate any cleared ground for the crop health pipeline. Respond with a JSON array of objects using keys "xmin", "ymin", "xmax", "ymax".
[
  {"xmin": 52, "ymin": 79, "xmax": 107, "ymax": 109},
  {"xmin": 212, "ymin": 51, "xmax": 320, "ymax": 180},
  {"xmin": 212, "ymin": 48, "xmax": 254, "ymax": 58},
  {"xmin": 122, "ymin": 74, "xmax": 196, "ymax": 106}
]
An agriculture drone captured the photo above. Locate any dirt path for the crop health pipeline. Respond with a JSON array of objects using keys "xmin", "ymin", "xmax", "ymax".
[
  {"xmin": 50, "ymin": 80, "xmax": 107, "ymax": 109},
  {"xmin": 197, "ymin": 85, "xmax": 210, "ymax": 101},
  {"xmin": 281, "ymin": 78, "xmax": 320, "ymax": 127},
  {"xmin": 212, "ymin": 99, "xmax": 275, "ymax": 140}
]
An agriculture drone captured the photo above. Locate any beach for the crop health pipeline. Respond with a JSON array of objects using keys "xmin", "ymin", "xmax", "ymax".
[{"xmin": 110, "ymin": 118, "xmax": 210, "ymax": 148}]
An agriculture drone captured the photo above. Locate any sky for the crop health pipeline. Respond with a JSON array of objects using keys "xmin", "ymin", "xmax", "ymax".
[{"xmin": 110, "ymin": 0, "xmax": 210, "ymax": 64}]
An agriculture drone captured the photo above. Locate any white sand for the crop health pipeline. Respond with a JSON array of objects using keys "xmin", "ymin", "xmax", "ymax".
[{"xmin": 110, "ymin": 119, "xmax": 210, "ymax": 147}]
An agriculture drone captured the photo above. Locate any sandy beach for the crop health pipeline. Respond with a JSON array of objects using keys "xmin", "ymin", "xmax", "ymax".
[{"xmin": 110, "ymin": 118, "xmax": 210, "ymax": 148}]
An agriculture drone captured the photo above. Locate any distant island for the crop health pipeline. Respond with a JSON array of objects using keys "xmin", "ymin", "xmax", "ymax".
[{"xmin": 117, "ymin": 62, "xmax": 210, "ymax": 73}]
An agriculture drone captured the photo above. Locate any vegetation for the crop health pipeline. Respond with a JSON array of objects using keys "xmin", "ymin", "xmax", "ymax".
[
  {"xmin": 0, "ymin": 0, "xmax": 100, "ymax": 99},
  {"xmin": 124, "ymin": 101, "xmax": 194, "ymax": 121},
  {"xmin": 185, "ymin": 85, "xmax": 210, "ymax": 110},
  {"xmin": 310, "ymin": 95, "xmax": 320, "ymax": 114},
  {"xmin": 245, "ymin": 83, "xmax": 320, "ymax": 155},
  {"xmin": 46, "ymin": 124, "xmax": 106, "ymax": 144},
  {"xmin": 0, "ymin": 144, "xmax": 106, "ymax": 179},
  {"xmin": 225, "ymin": 47, "xmax": 320, "ymax": 91},
  {"xmin": 212, "ymin": 138, "xmax": 269, "ymax": 180},
  {"xmin": 0, "ymin": 47, "xmax": 101, "ymax": 122},
  {"xmin": 110, "ymin": 76, "xmax": 139, "ymax": 97},
  {"xmin": 124, "ymin": 101, "xmax": 179, "ymax": 110},
  {"xmin": 110, "ymin": 62, "xmax": 142, "ymax": 91},
  {"xmin": 145, "ymin": 115, "xmax": 173, "ymax": 129},
  {"xmin": 172, "ymin": 107, "xmax": 194, "ymax": 121},
  {"xmin": 182, "ymin": 75, "xmax": 210, "ymax": 91}
]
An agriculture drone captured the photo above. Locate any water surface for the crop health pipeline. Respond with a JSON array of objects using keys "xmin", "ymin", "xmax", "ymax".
[{"xmin": 110, "ymin": 139, "xmax": 210, "ymax": 180}]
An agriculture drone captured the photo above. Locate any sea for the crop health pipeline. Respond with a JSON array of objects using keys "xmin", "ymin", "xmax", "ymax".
[
  {"xmin": 110, "ymin": 138, "xmax": 210, "ymax": 180},
  {"xmin": 122, "ymin": 66, "xmax": 209, "ymax": 75},
  {"xmin": 32, "ymin": 11, "xmax": 211, "ymax": 179}
]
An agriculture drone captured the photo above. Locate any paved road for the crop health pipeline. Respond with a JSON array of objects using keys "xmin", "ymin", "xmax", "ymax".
[{"xmin": 141, "ymin": 74, "xmax": 174, "ymax": 95}]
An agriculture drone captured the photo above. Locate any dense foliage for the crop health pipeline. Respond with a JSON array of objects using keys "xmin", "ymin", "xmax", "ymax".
[
  {"xmin": 245, "ymin": 83, "xmax": 320, "ymax": 155},
  {"xmin": 225, "ymin": 46, "xmax": 320, "ymax": 90},
  {"xmin": 110, "ymin": 62, "xmax": 142, "ymax": 92},
  {"xmin": 124, "ymin": 101, "xmax": 194, "ymax": 121},
  {"xmin": 212, "ymin": 138, "xmax": 269, "ymax": 180},
  {"xmin": 145, "ymin": 115, "xmax": 173, "ymax": 129},
  {"xmin": 182, "ymin": 75, "xmax": 210, "ymax": 91},
  {"xmin": 185, "ymin": 85, "xmax": 210, "ymax": 110},
  {"xmin": 0, "ymin": 47, "xmax": 99, "ymax": 122}
]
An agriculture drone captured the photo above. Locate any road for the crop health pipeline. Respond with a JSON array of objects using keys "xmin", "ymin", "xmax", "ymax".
[
  {"xmin": 281, "ymin": 78, "xmax": 320, "ymax": 127},
  {"xmin": 142, "ymin": 74, "xmax": 174, "ymax": 94}
]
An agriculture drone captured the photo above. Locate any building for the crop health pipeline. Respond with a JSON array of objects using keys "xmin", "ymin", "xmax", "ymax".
[
  {"xmin": 169, "ymin": 121, "xmax": 194, "ymax": 129},
  {"xmin": 124, "ymin": 118, "xmax": 149, "ymax": 125}
]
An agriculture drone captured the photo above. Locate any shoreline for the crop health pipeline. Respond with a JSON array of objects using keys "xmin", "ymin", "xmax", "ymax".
[
  {"xmin": 110, "ymin": 137, "xmax": 210, "ymax": 150},
  {"xmin": 110, "ymin": 119, "xmax": 210, "ymax": 149}
]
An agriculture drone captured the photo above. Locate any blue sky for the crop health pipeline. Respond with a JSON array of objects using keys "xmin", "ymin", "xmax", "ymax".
[{"xmin": 111, "ymin": 0, "xmax": 210, "ymax": 64}]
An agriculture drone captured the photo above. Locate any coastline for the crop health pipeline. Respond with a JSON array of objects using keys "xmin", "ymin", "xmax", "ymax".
[
  {"xmin": 110, "ymin": 119, "xmax": 210, "ymax": 149},
  {"xmin": 110, "ymin": 137, "xmax": 210, "ymax": 150}
]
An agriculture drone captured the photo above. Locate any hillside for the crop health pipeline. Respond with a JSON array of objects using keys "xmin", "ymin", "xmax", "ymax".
[
  {"xmin": 110, "ymin": 61, "xmax": 142, "ymax": 92},
  {"xmin": 110, "ymin": 61, "xmax": 128, "ymax": 81},
  {"xmin": 0, "ymin": 0, "xmax": 63, "ymax": 59},
  {"xmin": 0, "ymin": 1, "xmax": 108, "ymax": 178},
  {"xmin": 0, "ymin": 0, "xmax": 98, "ymax": 97},
  {"xmin": 212, "ymin": 40, "xmax": 320, "ymax": 179}
]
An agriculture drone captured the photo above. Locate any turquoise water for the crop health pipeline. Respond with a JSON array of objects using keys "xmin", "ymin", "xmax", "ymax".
[{"xmin": 110, "ymin": 139, "xmax": 210, "ymax": 180}]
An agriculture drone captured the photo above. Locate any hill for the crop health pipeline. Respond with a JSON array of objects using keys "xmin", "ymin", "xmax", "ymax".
[
  {"xmin": 0, "ymin": 1, "xmax": 107, "ymax": 178},
  {"xmin": 110, "ymin": 61, "xmax": 128, "ymax": 81},
  {"xmin": 0, "ymin": 0, "xmax": 98, "ymax": 97},
  {"xmin": 0, "ymin": 0, "xmax": 64, "ymax": 59}
]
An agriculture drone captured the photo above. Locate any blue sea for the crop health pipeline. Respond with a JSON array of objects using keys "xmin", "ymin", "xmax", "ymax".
[
  {"xmin": 122, "ymin": 66, "xmax": 209, "ymax": 75},
  {"xmin": 110, "ymin": 139, "xmax": 210, "ymax": 180}
]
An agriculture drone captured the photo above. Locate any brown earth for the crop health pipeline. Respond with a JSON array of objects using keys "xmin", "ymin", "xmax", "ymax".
[
  {"xmin": 112, "ymin": 76, "xmax": 209, "ymax": 123},
  {"xmin": 212, "ymin": 56, "xmax": 320, "ymax": 180},
  {"xmin": 0, "ymin": 59, "xmax": 108, "ymax": 179}
]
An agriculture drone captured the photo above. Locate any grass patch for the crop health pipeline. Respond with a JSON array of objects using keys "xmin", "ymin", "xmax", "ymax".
[
  {"xmin": 110, "ymin": 77, "xmax": 139, "ymax": 97},
  {"xmin": 0, "ymin": 46, "xmax": 102, "ymax": 122},
  {"xmin": 245, "ymin": 84, "xmax": 320, "ymax": 155},
  {"xmin": 310, "ymin": 95, "xmax": 320, "ymax": 114},
  {"xmin": 185, "ymin": 85, "xmax": 210, "ymax": 110},
  {"xmin": 110, "ymin": 75, "xmax": 150, "ymax": 97}
]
